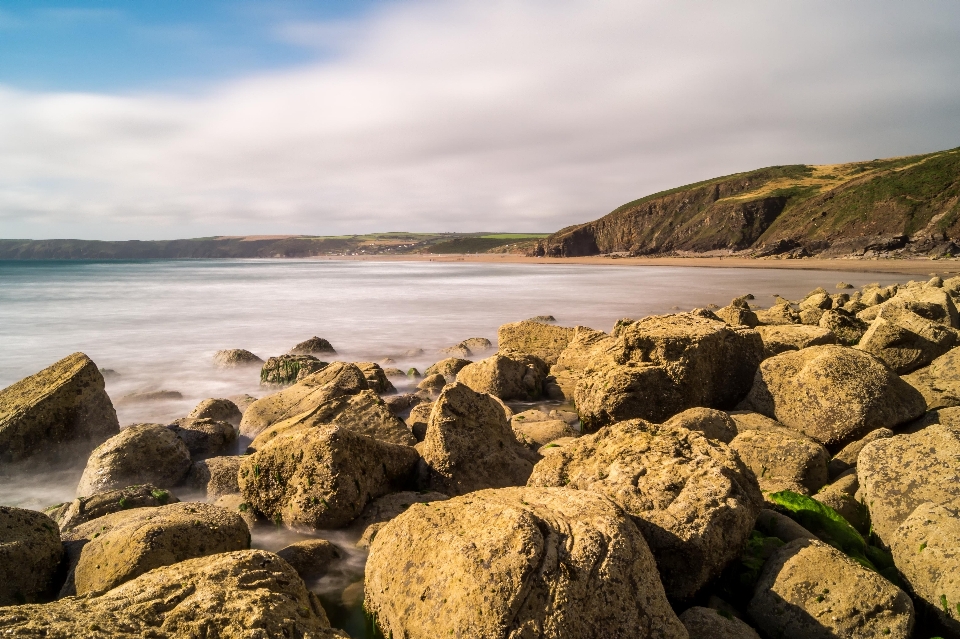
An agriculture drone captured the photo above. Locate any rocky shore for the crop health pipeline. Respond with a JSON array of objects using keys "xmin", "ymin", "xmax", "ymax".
[{"xmin": 2, "ymin": 276, "xmax": 960, "ymax": 638}]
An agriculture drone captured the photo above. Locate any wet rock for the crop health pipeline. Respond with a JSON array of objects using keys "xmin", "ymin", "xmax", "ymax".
[
  {"xmin": 857, "ymin": 305, "xmax": 958, "ymax": 373},
  {"xmin": 827, "ymin": 427, "xmax": 893, "ymax": 478},
  {"xmin": 456, "ymin": 352, "xmax": 549, "ymax": 401},
  {"xmin": 417, "ymin": 383, "xmax": 538, "ymax": 496},
  {"xmin": 0, "ymin": 550, "xmax": 344, "ymax": 638},
  {"xmin": 76, "ymin": 424, "xmax": 192, "ymax": 497},
  {"xmin": 186, "ymin": 397, "xmax": 242, "ymax": 427},
  {"xmin": 405, "ymin": 401, "xmax": 433, "ymax": 442},
  {"xmin": 748, "ymin": 539, "xmax": 914, "ymax": 639},
  {"xmin": 259, "ymin": 354, "xmax": 327, "ymax": 387},
  {"xmin": 663, "ymin": 407, "xmax": 738, "ymax": 443},
  {"xmin": 183, "ymin": 455, "xmax": 242, "ymax": 499},
  {"xmin": 0, "ymin": 506, "xmax": 63, "ymax": 605},
  {"xmin": 528, "ymin": 420, "xmax": 763, "ymax": 600},
  {"xmin": 356, "ymin": 362, "xmax": 396, "ymax": 394},
  {"xmin": 857, "ymin": 423, "xmax": 960, "ymax": 545},
  {"xmin": 212, "ymin": 348, "xmax": 263, "ymax": 367},
  {"xmin": 818, "ymin": 309, "xmax": 868, "ymax": 345},
  {"xmin": 729, "ymin": 427, "xmax": 829, "ymax": 495},
  {"xmin": 416, "ymin": 373, "xmax": 446, "ymax": 394},
  {"xmin": 351, "ymin": 490, "xmax": 449, "ymax": 549},
  {"xmin": 738, "ymin": 344, "xmax": 926, "ymax": 447},
  {"xmin": 289, "ymin": 336, "xmax": 337, "ymax": 355},
  {"xmin": 903, "ymin": 345, "xmax": 960, "ymax": 409},
  {"xmin": 239, "ymin": 424, "xmax": 419, "ymax": 529},
  {"xmin": 754, "ymin": 324, "xmax": 836, "ymax": 358},
  {"xmin": 679, "ymin": 607, "xmax": 761, "ymax": 639},
  {"xmin": 167, "ymin": 417, "xmax": 237, "ymax": 458},
  {"xmin": 497, "ymin": 319, "xmax": 576, "ymax": 364},
  {"xmin": 0, "ymin": 352, "xmax": 119, "ymax": 464},
  {"xmin": 365, "ymin": 487, "xmax": 687, "ymax": 639},
  {"xmin": 276, "ymin": 539, "xmax": 342, "ymax": 581},
  {"xmin": 54, "ymin": 484, "xmax": 178, "ymax": 531},
  {"xmin": 423, "ymin": 357, "xmax": 472, "ymax": 379}
]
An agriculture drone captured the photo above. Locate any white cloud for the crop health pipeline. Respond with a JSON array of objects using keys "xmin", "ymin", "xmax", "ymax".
[{"xmin": 2, "ymin": 0, "xmax": 960, "ymax": 239}]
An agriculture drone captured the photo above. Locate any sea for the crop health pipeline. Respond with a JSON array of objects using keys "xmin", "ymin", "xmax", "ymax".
[{"xmin": 0, "ymin": 258, "xmax": 901, "ymax": 635}]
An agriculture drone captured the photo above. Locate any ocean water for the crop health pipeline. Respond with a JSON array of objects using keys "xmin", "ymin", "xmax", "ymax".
[{"xmin": 0, "ymin": 258, "xmax": 900, "ymax": 636}]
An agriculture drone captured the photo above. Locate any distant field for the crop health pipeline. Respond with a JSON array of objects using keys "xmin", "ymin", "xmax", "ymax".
[{"xmin": 480, "ymin": 233, "xmax": 550, "ymax": 239}]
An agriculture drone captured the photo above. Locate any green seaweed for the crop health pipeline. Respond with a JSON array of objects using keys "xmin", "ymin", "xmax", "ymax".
[{"xmin": 150, "ymin": 488, "xmax": 169, "ymax": 504}]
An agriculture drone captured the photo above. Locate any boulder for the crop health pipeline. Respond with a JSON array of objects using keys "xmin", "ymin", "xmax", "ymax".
[
  {"xmin": 800, "ymin": 291, "xmax": 832, "ymax": 310},
  {"xmin": 857, "ymin": 424, "xmax": 960, "ymax": 544},
  {"xmin": 212, "ymin": 348, "xmax": 262, "ymax": 367},
  {"xmin": 416, "ymin": 373, "xmax": 446, "ymax": 394},
  {"xmin": 679, "ymin": 607, "xmax": 761, "ymax": 639},
  {"xmin": 748, "ymin": 539, "xmax": 914, "ymax": 639},
  {"xmin": 754, "ymin": 508, "xmax": 820, "ymax": 543},
  {"xmin": 289, "ymin": 336, "xmax": 337, "ymax": 355},
  {"xmin": 275, "ymin": 539, "xmax": 342, "ymax": 581},
  {"xmin": 459, "ymin": 337, "xmax": 493, "ymax": 354},
  {"xmin": 754, "ymin": 302, "xmax": 800, "ymax": 326},
  {"xmin": 167, "ymin": 417, "xmax": 236, "ymax": 458},
  {"xmin": 727, "ymin": 410, "xmax": 783, "ymax": 433},
  {"xmin": 856, "ymin": 305, "xmax": 958, "ymax": 373},
  {"xmin": 812, "ymin": 479, "xmax": 869, "ymax": 534},
  {"xmin": 350, "ymin": 490, "xmax": 450, "ymax": 549},
  {"xmin": 0, "ymin": 352, "xmax": 119, "ymax": 464},
  {"xmin": 548, "ymin": 326, "xmax": 618, "ymax": 398},
  {"xmin": 438, "ymin": 344, "xmax": 471, "ymax": 358},
  {"xmin": 356, "ymin": 362, "xmax": 396, "ymax": 394},
  {"xmin": 456, "ymin": 352, "xmax": 548, "ymax": 401},
  {"xmin": 818, "ymin": 309, "xmax": 867, "ymax": 345},
  {"xmin": 574, "ymin": 313, "xmax": 764, "ymax": 430},
  {"xmin": 382, "ymin": 366, "xmax": 404, "ymax": 377},
  {"xmin": 528, "ymin": 420, "xmax": 763, "ymax": 600},
  {"xmin": 423, "ymin": 357, "xmax": 472, "ymax": 379},
  {"xmin": 0, "ymin": 506, "xmax": 63, "ymax": 605},
  {"xmin": 186, "ymin": 397, "xmax": 242, "ymax": 426},
  {"xmin": 827, "ymin": 427, "xmax": 893, "ymax": 478},
  {"xmin": 183, "ymin": 455, "xmax": 242, "ymax": 499},
  {"xmin": 365, "ymin": 487, "xmax": 687, "ymax": 639},
  {"xmin": 663, "ymin": 407, "xmax": 738, "ymax": 443},
  {"xmin": 729, "ymin": 427, "xmax": 830, "ymax": 495},
  {"xmin": 887, "ymin": 285, "xmax": 959, "ymax": 327},
  {"xmin": 738, "ymin": 345, "xmax": 926, "ymax": 447},
  {"xmin": 75, "ymin": 424, "xmax": 192, "ymax": 497},
  {"xmin": 715, "ymin": 297, "xmax": 759, "ymax": 328},
  {"xmin": 0, "ymin": 550, "xmax": 344, "ymax": 638},
  {"xmin": 248, "ymin": 389, "xmax": 416, "ymax": 449},
  {"xmin": 227, "ymin": 393, "xmax": 258, "ymax": 413},
  {"xmin": 259, "ymin": 354, "xmax": 327, "ymax": 387},
  {"xmin": 798, "ymin": 307, "xmax": 825, "ymax": 326},
  {"xmin": 61, "ymin": 502, "xmax": 249, "ymax": 597},
  {"xmin": 405, "ymin": 401, "xmax": 433, "ymax": 442},
  {"xmin": 903, "ymin": 345, "xmax": 960, "ymax": 409},
  {"xmin": 417, "ymin": 383, "xmax": 538, "ymax": 496},
  {"xmin": 53, "ymin": 484, "xmax": 178, "ymax": 531},
  {"xmin": 512, "ymin": 415, "xmax": 577, "ymax": 449},
  {"xmin": 239, "ymin": 424, "xmax": 419, "ymax": 529},
  {"xmin": 213, "ymin": 493, "xmax": 258, "ymax": 530},
  {"xmin": 239, "ymin": 361, "xmax": 368, "ymax": 438},
  {"xmin": 888, "ymin": 502, "xmax": 960, "ymax": 634},
  {"xmin": 382, "ymin": 392, "xmax": 422, "ymax": 415},
  {"xmin": 754, "ymin": 325, "xmax": 836, "ymax": 358},
  {"xmin": 496, "ymin": 320, "xmax": 576, "ymax": 364}
]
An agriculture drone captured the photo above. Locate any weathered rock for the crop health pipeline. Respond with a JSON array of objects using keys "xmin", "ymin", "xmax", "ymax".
[
  {"xmin": 382, "ymin": 392, "xmax": 422, "ymax": 415},
  {"xmin": 213, "ymin": 493, "xmax": 258, "ymax": 529},
  {"xmin": 738, "ymin": 345, "xmax": 925, "ymax": 447},
  {"xmin": 167, "ymin": 417, "xmax": 237, "ymax": 458},
  {"xmin": 679, "ymin": 607, "xmax": 761, "ymax": 639},
  {"xmin": 416, "ymin": 373, "xmax": 446, "ymax": 394},
  {"xmin": 754, "ymin": 508, "xmax": 820, "ymax": 543},
  {"xmin": 755, "ymin": 302, "xmax": 800, "ymax": 326},
  {"xmin": 183, "ymin": 455, "xmax": 242, "ymax": 499},
  {"xmin": 115, "ymin": 390, "xmax": 183, "ymax": 405},
  {"xmin": 365, "ymin": 487, "xmax": 687, "ymax": 639},
  {"xmin": 496, "ymin": 320, "xmax": 576, "ymax": 364},
  {"xmin": 423, "ymin": 357, "xmax": 472, "ymax": 379},
  {"xmin": 754, "ymin": 324, "xmax": 836, "ymax": 358},
  {"xmin": 76, "ymin": 424, "xmax": 192, "ymax": 497},
  {"xmin": 54, "ymin": 484, "xmax": 178, "ymax": 531},
  {"xmin": 813, "ymin": 480, "xmax": 869, "ymax": 534},
  {"xmin": 0, "ymin": 550, "xmax": 344, "ymax": 638},
  {"xmin": 405, "ymin": 401, "xmax": 433, "ymax": 442},
  {"xmin": 511, "ymin": 413, "xmax": 577, "ymax": 449},
  {"xmin": 887, "ymin": 284, "xmax": 959, "ymax": 327},
  {"xmin": 382, "ymin": 366, "xmax": 404, "ymax": 377},
  {"xmin": 459, "ymin": 337, "xmax": 493, "ymax": 354},
  {"xmin": 456, "ymin": 352, "xmax": 549, "ymax": 401},
  {"xmin": 240, "ymin": 361, "xmax": 368, "ymax": 438},
  {"xmin": 857, "ymin": 305, "xmax": 958, "ymax": 373},
  {"xmin": 857, "ymin": 424, "xmax": 960, "ymax": 544},
  {"xmin": 0, "ymin": 506, "xmax": 63, "ymax": 605},
  {"xmin": 186, "ymin": 397, "xmax": 242, "ymax": 426},
  {"xmin": 800, "ymin": 291, "xmax": 832, "ymax": 311},
  {"xmin": 289, "ymin": 336, "xmax": 337, "ymax": 355},
  {"xmin": 548, "ymin": 326, "xmax": 618, "ymax": 398},
  {"xmin": 351, "ymin": 490, "xmax": 449, "ymax": 548},
  {"xmin": 889, "ymin": 502, "xmax": 960, "ymax": 634},
  {"xmin": 818, "ymin": 309, "xmax": 868, "ymax": 345},
  {"xmin": 827, "ymin": 427, "xmax": 893, "ymax": 478},
  {"xmin": 259, "ymin": 353, "xmax": 327, "ymax": 387},
  {"xmin": 356, "ymin": 362, "xmax": 396, "ymax": 394},
  {"xmin": 62, "ymin": 502, "xmax": 249, "ymax": 596},
  {"xmin": 212, "ymin": 348, "xmax": 262, "ymax": 367},
  {"xmin": 575, "ymin": 313, "xmax": 764, "ymax": 430},
  {"xmin": 239, "ymin": 425, "xmax": 419, "ymax": 529},
  {"xmin": 903, "ymin": 345, "xmax": 960, "ymax": 409},
  {"xmin": 715, "ymin": 297, "xmax": 760, "ymax": 328},
  {"xmin": 417, "ymin": 383, "xmax": 538, "ymax": 496},
  {"xmin": 748, "ymin": 539, "xmax": 914, "ymax": 639},
  {"xmin": 275, "ymin": 539, "xmax": 342, "ymax": 581},
  {"xmin": 798, "ymin": 307, "xmax": 825, "ymax": 326},
  {"xmin": 227, "ymin": 393, "xmax": 258, "ymax": 413},
  {"xmin": 663, "ymin": 407, "xmax": 738, "ymax": 443},
  {"xmin": 248, "ymin": 389, "xmax": 415, "ymax": 449},
  {"xmin": 438, "ymin": 344, "xmax": 471, "ymax": 358},
  {"xmin": 0, "ymin": 352, "xmax": 119, "ymax": 464},
  {"xmin": 729, "ymin": 427, "xmax": 829, "ymax": 495},
  {"xmin": 726, "ymin": 410, "xmax": 783, "ymax": 433},
  {"xmin": 528, "ymin": 420, "xmax": 763, "ymax": 600},
  {"xmin": 538, "ymin": 437, "xmax": 578, "ymax": 456}
]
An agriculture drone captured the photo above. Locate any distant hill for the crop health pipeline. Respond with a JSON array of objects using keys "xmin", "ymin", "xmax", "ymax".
[
  {"xmin": 541, "ymin": 147, "xmax": 960, "ymax": 258},
  {"xmin": 0, "ymin": 232, "xmax": 549, "ymax": 260}
]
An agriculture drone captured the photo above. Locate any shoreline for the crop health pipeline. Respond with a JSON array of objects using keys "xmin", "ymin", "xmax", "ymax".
[{"xmin": 309, "ymin": 253, "xmax": 960, "ymax": 276}]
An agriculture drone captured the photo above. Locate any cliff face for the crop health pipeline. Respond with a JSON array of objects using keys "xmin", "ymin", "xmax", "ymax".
[{"xmin": 544, "ymin": 147, "xmax": 960, "ymax": 258}]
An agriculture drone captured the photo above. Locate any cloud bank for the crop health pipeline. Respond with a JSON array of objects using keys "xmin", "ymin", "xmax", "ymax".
[{"xmin": 2, "ymin": 0, "xmax": 960, "ymax": 240}]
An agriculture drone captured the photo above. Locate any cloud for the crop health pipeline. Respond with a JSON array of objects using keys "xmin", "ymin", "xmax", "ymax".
[{"xmin": 2, "ymin": 0, "xmax": 960, "ymax": 240}]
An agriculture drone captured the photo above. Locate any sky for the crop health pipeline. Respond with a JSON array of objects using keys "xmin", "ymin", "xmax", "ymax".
[{"xmin": 1, "ymin": 1, "xmax": 960, "ymax": 240}]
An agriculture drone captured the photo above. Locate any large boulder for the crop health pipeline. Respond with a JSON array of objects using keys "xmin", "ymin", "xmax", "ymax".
[
  {"xmin": 53, "ymin": 484, "xmax": 177, "ymax": 531},
  {"xmin": 417, "ymin": 383, "xmax": 538, "ymax": 496},
  {"xmin": 497, "ymin": 319, "xmax": 577, "ymax": 364},
  {"xmin": 663, "ymin": 407, "xmax": 738, "ymax": 443},
  {"xmin": 356, "ymin": 362, "xmax": 396, "ymax": 394},
  {"xmin": 888, "ymin": 284, "xmax": 959, "ymax": 327},
  {"xmin": 856, "ymin": 305, "xmax": 958, "ymax": 374},
  {"xmin": 289, "ymin": 336, "xmax": 337, "ymax": 355},
  {"xmin": 260, "ymin": 353, "xmax": 328, "ymax": 387},
  {"xmin": 857, "ymin": 424, "xmax": 960, "ymax": 545},
  {"xmin": 212, "ymin": 348, "xmax": 262, "ymax": 367},
  {"xmin": 738, "ymin": 345, "xmax": 926, "ymax": 447},
  {"xmin": 729, "ymin": 427, "xmax": 830, "ymax": 495},
  {"xmin": 248, "ymin": 389, "xmax": 415, "ymax": 449},
  {"xmin": 0, "ymin": 550, "xmax": 345, "ymax": 638},
  {"xmin": 239, "ymin": 424, "xmax": 419, "ymax": 529},
  {"xmin": 754, "ymin": 325, "xmax": 836, "ymax": 358},
  {"xmin": 748, "ymin": 539, "xmax": 914, "ymax": 639},
  {"xmin": 888, "ymin": 502, "xmax": 960, "ymax": 634},
  {"xmin": 365, "ymin": 487, "xmax": 687, "ymax": 639},
  {"xmin": 239, "ymin": 361, "xmax": 368, "ymax": 438},
  {"xmin": 548, "ymin": 325, "xmax": 619, "ymax": 399},
  {"xmin": 423, "ymin": 357, "xmax": 471, "ymax": 379},
  {"xmin": 0, "ymin": 352, "xmax": 119, "ymax": 464},
  {"xmin": 527, "ymin": 420, "xmax": 763, "ymax": 600},
  {"xmin": 679, "ymin": 607, "xmax": 761, "ymax": 639},
  {"xmin": 167, "ymin": 417, "xmax": 236, "ymax": 458},
  {"xmin": 574, "ymin": 313, "xmax": 764, "ymax": 430},
  {"xmin": 0, "ymin": 506, "xmax": 63, "ymax": 605},
  {"xmin": 827, "ymin": 427, "xmax": 893, "ymax": 478},
  {"xmin": 61, "ymin": 502, "xmax": 249, "ymax": 596},
  {"xmin": 754, "ymin": 301, "xmax": 800, "ymax": 326},
  {"xmin": 183, "ymin": 455, "xmax": 242, "ymax": 499},
  {"xmin": 456, "ymin": 352, "xmax": 549, "ymax": 401},
  {"xmin": 186, "ymin": 397, "xmax": 242, "ymax": 426},
  {"xmin": 818, "ymin": 310, "xmax": 867, "ymax": 345},
  {"xmin": 903, "ymin": 345, "xmax": 960, "ymax": 409},
  {"xmin": 75, "ymin": 423, "xmax": 192, "ymax": 497}
]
